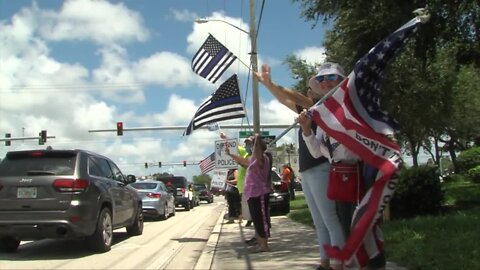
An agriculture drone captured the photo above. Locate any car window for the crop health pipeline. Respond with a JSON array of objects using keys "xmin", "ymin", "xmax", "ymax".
[
  {"xmin": 108, "ymin": 161, "xmax": 125, "ymax": 183},
  {"xmin": 88, "ymin": 156, "xmax": 113, "ymax": 178},
  {"xmin": 130, "ymin": 182, "xmax": 158, "ymax": 190},
  {"xmin": 0, "ymin": 152, "xmax": 76, "ymax": 177}
]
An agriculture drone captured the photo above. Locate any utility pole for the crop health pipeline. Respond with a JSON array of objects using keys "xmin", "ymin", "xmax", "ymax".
[{"xmin": 249, "ymin": 0, "xmax": 260, "ymax": 134}]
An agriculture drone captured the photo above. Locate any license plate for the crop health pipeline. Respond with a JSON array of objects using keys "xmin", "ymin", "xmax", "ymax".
[
  {"xmin": 177, "ymin": 191, "xmax": 184, "ymax": 196},
  {"xmin": 17, "ymin": 187, "xmax": 37, "ymax": 199}
]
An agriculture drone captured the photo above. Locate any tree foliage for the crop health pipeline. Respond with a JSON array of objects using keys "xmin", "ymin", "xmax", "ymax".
[
  {"xmin": 290, "ymin": 0, "xmax": 480, "ymax": 169},
  {"xmin": 192, "ymin": 174, "xmax": 212, "ymax": 187},
  {"xmin": 283, "ymin": 55, "xmax": 318, "ymax": 95}
]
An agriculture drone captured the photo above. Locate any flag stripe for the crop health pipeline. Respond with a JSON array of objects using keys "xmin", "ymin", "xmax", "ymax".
[
  {"xmin": 196, "ymin": 110, "xmax": 246, "ymax": 127},
  {"xmin": 202, "ymin": 48, "xmax": 230, "ymax": 76},
  {"xmin": 192, "ymin": 99, "xmax": 245, "ymax": 127},
  {"xmin": 184, "ymin": 74, "xmax": 245, "ymax": 135},
  {"xmin": 206, "ymin": 53, "xmax": 237, "ymax": 83},
  {"xmin": 192, "ymin": 53, "xmax": 211, "ymax": 74},
  {"xmin": 195, "ymin": 106, "xmax": 245, "ymax": 122}
]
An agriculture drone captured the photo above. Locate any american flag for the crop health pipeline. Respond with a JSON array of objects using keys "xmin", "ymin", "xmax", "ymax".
[
  {"xmin": 192, "ymin": 34, "xmax": 237, "ymax": 84},
  {"xmin": 309, "ymin": 17, "xmax": 423, "ymax": 266},
  {"xmin": 199, "ymin": 152, "xmax": 216, "ymax": 174},
  {"xmin": 184, "ymin": 74, "xmax": 245, "ymax": 136}
]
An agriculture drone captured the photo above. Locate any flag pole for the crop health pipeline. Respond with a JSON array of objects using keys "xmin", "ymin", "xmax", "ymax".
[{"xmin": 266, "ymin": 77, "xmax": 347, "ymax": 147}]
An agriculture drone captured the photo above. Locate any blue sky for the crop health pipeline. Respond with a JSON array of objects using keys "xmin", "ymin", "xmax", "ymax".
[{"xmin": 0, "ymin": 0, "xmax": 332, "ymax": 179}]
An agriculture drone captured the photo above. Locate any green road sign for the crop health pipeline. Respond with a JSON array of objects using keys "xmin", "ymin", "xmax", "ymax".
[{"xmin": 239, "ymin": 131, "xmax": 269, "ymax": 138}]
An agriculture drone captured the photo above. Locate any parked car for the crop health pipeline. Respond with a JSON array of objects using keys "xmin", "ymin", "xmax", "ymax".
[
  {"xmin": 269, "ymin": 169, "xmax": 290, "ymax": 214},
  {"xmin": 193, "ymin": 183, "xmax": 214, "ymax": 203},
  {"xmin": 157, "ymin": 176, "xmax": 194, "ymax": 211},
  {"xmin": 210, "ymin": 186, "xmax": 225, "ymax": 196},
  {"xmin": 129, "ymin": 180, "xmax": 175, "ymax": 220},
  {"xmin": 0, "ymin": 149, "xmax": 143, "ymax": 253}
]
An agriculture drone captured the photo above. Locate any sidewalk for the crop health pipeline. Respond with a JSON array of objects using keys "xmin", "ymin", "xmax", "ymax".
[{"xmin": 195, "ymin": 206, "xmax": 408, "ymax": 270}]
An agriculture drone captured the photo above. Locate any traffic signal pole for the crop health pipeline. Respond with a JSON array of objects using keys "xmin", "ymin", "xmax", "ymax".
[
  {"xmin": 89, "ymin": 123, "xmax": 295, "ymax": 134},
  {"xmin": 0, "ymin": 135, "xmax": 56, "ymax": 144}
]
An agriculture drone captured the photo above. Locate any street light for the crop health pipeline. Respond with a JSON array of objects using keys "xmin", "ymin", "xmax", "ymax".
[
  {"xmin": 194, "ymin": 2, "xmax": 261, "ymax": 134},
  {"xmin": 194, "ymin": 18, "xmax": 249, "ymax": 35}
]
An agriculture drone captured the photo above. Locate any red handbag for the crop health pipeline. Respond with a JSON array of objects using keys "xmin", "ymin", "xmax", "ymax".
[{"xmin": 327, "ymin": 162, "xmax": 364, "ymax": 203}]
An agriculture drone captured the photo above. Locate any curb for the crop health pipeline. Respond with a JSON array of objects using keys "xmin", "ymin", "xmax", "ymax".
[{"xmin": 193, "ymin": 207, "xmax": 226, "ymax": 270}]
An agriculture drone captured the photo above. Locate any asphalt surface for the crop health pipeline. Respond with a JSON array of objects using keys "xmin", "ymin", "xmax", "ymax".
[{"xmin": 194, "ymin": 203, "xmax": 408, "ymax": 270}]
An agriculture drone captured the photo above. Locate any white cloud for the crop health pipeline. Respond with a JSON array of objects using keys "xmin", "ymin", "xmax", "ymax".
[
  {"xmin": 39, "ymin": 0, "xmax": 150, "ymax": 45},
  {"xmin": 294, "ymin": 46, "xmax": 327, "ymax": 67},
  {"xmin": 169, "ymin": 8, "xmax": 199, "ymax": 22},
  {"xmin": 260, "ymin": 99, "xmax": 298, "ymax": 145},
  {"xmin": 0, "ymin": 2, "xmax": 298, "ymax": 181},
  {"xmin": 133, "ymin": 52, "xmax": 194, "ymax": 87}
]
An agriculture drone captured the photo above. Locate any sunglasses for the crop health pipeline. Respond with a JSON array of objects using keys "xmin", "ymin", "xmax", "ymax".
[{"xmin": 316, "ymin": 74, "xmax": 339, "ymax": 83}]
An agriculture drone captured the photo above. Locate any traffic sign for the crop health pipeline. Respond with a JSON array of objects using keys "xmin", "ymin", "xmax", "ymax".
[{"xmin": 239, "ymin": 131, "xmax": 269, "ymax": 138}]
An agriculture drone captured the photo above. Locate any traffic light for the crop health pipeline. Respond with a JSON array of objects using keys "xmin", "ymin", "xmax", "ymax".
[
  {"xmin": 40, "ymin": 130, "xmax": 47, "ymax": 143},
  {"xmin": 116, "ymin": 122, "xmax": 123, "ymax": 136},
  {"xmin": 158, "ymin": 162, "xmax": 162, "ymax": 168},
  {"xmin": 144, "ymin": 163, "xmax": 148, "ymax": 169},
  {"xmin": 183, "ymin": 160, "xmax": 187, "ymax": 167},
  {"xmin": 38, "ymin": 130, "xmax": 47, "ymax": 145},
  {"xmin": 5, "ymin": 133, "xmax": 11, "ymax": 146}
]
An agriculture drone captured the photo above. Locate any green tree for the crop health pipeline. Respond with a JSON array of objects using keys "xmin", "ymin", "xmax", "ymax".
[
  {"xmin": 193, "ymin": 174, "xmax": 212, "ymax": 187},
  {"xmin": 291, "ymin": 0, "xmax": 480, "ymax": 168},
  {"xmin": 283, "ymin": 55, "xmax": 318, "ymax": 95}
]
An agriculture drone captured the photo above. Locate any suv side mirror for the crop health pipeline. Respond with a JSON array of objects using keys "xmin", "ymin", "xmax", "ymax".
[{"xmin": 126, "ymin": 174, "xmax": 136, "ymax": 184}]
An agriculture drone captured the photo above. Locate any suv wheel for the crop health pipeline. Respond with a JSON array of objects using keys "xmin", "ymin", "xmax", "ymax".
[
  {"xmin": 88, "ymin": 207, "xmax": 113, "ymax": 253},
  {"xmin": 127, "ymin": 205, "xmax": 144, "ymax": 235},
  {"xmin": 0, "ymin": 236, "xmax": 20, "ymax": 253}
]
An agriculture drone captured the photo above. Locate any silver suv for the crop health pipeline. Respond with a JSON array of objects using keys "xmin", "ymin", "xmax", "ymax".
[{"xmin": 0, "ymin": 149, "xmax": 144, "ymax": 253}]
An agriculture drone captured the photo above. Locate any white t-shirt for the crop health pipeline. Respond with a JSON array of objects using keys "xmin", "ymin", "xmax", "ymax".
[{"xmin": 302, "ymin": 127, "xmax": 359, "ymax": 163}]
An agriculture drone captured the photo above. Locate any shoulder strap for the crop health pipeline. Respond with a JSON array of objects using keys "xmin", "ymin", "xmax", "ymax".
[{"xmin": 324, "ymin": 135, "xmax": 334, "ymax": 159}]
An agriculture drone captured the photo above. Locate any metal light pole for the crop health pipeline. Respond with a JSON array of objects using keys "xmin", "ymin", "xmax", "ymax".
[
  {"xmin": 195, "ymin": 0, "xmax": 260, "ymax": 133},
  {"xmin": 248, "ymin": 0, "xmax": 260, "ymax": 134}
]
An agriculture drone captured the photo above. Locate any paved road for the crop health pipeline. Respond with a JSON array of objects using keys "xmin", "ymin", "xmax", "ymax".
[{"xmin": 0, "ymin": 199, "xmax": 225, "ymax": 270}]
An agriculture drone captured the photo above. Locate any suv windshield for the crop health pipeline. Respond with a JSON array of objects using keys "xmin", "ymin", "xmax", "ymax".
[{"xmin": 0, "ymin": 151, "xmax": 76, "ymax": 176}]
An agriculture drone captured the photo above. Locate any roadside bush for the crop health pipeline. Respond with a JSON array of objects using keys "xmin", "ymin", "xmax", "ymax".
[
  {"xmin": 466, "ymin": 166, "xmax": 480, "ymax": 183},
  {"xmin": 456, "ymin": 146, "xmax": 480, "ymax": 173},
  {"xmin": 390, "ymin": 165, "xmax": 444, "ymax": 219}
]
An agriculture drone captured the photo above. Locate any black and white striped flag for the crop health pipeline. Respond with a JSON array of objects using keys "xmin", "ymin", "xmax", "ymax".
[{"xmin": 191, "ymin": 34, "xmax": 237, "ymax": 83}]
